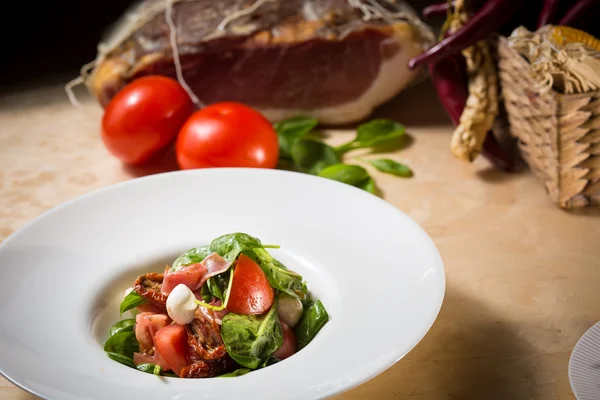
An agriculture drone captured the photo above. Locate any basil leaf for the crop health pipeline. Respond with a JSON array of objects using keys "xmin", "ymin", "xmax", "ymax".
[
  {"xmin": 210, "ymin": 233, "xmax": 277, "ymax": 263},
  {"xmin": 358, "ymin": 176, "xmax": 376, "ymax": 194},
  {"xmin": 336, "ymin": 119, "xmax": 405, "ymax": 154},
  {"xmin": 294, "ymin": 300, "xmax": 329, "ymax": 350},
  {"xmin": 220, "ymin": 368, "xmax": 251, "ymax": 377},
  {"xmin": 367, "ymin": 158, "xmax": 413, "ymax": 177},
  {"xmin": 106, "ymin": 352, "xmax": 136, "ymax": 368},
  {"xmin": 109, "ymin": 318, "xmax": 136, "ymax": 337},
  {"xmin": 274, "ymin": 116, "xmax": 318, "ymax": 159},
  {"xmin": 171, "ymin": 245, "xmax": 211, "ymax": 272},
  {"xmin": 221, "ymin": 304, "xmax": 283, "ymax": 370},
  {"xmin": 251, "ymin": 248, "xmax": 306, "ymax": 299},
  {"xmin": 120, "ymin": 290, "xmax": 147, "ymax": 315},
  {"xmin": 290, "ymin": 139, "xmax": 339, "ymax": 175},
  {"xmin": 318, "ymin": 164, "xmax": 369, "ymax": 186},
  {"xmin": 104, "ymin": 331, "xmax": 139, "ymax": 359},
  {"xmin": 137, "ymin": 363, "xmax": 162, "ymax": 375}
]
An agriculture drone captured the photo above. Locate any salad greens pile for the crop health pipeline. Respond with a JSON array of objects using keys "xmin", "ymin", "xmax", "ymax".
[
  {"xmin": 105, "ymin": 233, "xmax": 329, "ymax": 378},
  {"xmin": 274, "ymin": 117, "xmax": 413, "ymax": 194}
]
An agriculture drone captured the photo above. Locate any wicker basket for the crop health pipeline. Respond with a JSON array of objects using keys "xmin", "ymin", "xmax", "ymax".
[{"xmin": 497, "ymin": 37, "xmax": 600, "ymax": 209}]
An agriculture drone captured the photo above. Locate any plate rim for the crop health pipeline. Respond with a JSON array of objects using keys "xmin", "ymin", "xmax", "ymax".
[
  {"xmin": 568, "ymin": 320, "xmax": 600, "ymax": 400},
  {"xmin": 0, "ymin": 168, "xmax": 446, "ymax": 399}
]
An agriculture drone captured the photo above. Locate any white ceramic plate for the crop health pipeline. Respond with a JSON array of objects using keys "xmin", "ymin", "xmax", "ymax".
[
  {"xmin": 569, "ymin": 321, "xmax": 600, "ymax": 399},
  {"xmin": 0, "ymin": 169, "xmax": 444, "ymax": 400}
]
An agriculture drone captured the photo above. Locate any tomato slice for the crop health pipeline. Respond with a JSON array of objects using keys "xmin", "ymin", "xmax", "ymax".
[
  {"xmin": 273, "ymin": 321, "xmax": 297, "ymax": 360},
  {"xmin": 226, "ymin": 254, "xmax": 274, "ymax": 315},
  {"xmin": 154, "ymin": 324, "xmax": 189, "ymax": 376}
]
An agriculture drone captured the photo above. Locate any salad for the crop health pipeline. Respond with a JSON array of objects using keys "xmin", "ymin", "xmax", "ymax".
[{"xmin": 104, "ymin": 233, "xmax": 329, "ymax": 378}]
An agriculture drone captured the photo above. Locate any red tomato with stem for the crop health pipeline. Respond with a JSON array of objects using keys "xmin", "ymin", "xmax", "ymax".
[
  {"xmin": 102, "ymin": 76, "xmax": 194, "ymax": 165},
  {"xmin": 154, "ymin": 324, "xmax": 189, "ymax": 376},
  {"xmin": 273, "ymin": 321, "xmax": 297, "ymax": 360},
  {"xmin": 176, "ymin": 102, "xmax": 279, "ymax": 169},
  {"xmin": 226, "ymin": 254, "xmax": 274, "ymax": 315}
]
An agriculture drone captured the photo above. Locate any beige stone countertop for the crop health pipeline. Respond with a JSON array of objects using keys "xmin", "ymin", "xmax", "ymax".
[{"xmin": 1, "ymin": 80, "xmax": 599, "ymax": 399}]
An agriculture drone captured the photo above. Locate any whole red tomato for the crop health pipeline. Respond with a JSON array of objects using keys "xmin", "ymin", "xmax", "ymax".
[
  {"xmin": 102, "ymin": 76, "xmax": 194, "ymax": 165},
  {"xmin": 176, "ymin": 102, "xmax": 279, "ymax": 169}
]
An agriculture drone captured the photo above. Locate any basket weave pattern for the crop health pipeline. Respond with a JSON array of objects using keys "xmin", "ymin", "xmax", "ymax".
[{"xmin": 497, "ymin": 38, "xmax": 600, "ymax": 208}]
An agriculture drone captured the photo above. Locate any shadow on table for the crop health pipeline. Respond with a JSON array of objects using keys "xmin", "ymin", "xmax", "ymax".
[
  {"xmin": 121, "ymin": 144, "xmax": 180, "ymax": 178},
  {"xmin": 340, "ymin": 286, "xmax": 540, "ymax": 399}
]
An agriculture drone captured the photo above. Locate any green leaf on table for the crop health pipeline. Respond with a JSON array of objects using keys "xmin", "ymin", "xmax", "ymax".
[
  {"xmin": 171, "ymin": 245, "xmax": 211, "ymax": 272},
  {"xmin": 317, "ymin": 164, "xmax": 369, "ymax": 186},
  {"xmin": 104, "ymin": 331, "xmax": 139, "ymax": 359},
  {"xmin": 109, "ymin": 318, "xmax": 136, "ymax": 337},
  {"xmin": 106, "ymin": 352, "xmax": 136, "ymax": 368},
  {"xmin": 220, "ymin": 368, "xmax": 252, "ymax": 377},
  {"xmin": 358, "ymin": 176, "xmax": 376, "ymax": 194},
  {"xmin": 294, "ymin": 300, "xmax": 329, "ymax": 350},
  {"xmin": 335, "ymin": 119, "xmax": 405, "ymax": 154},
  {"xmin": 209, "ymin": 233, "xmax": 278, "ymax": 263},
  {"xmin": 221, "ymin": 304, "xmax": 283, "ymax": 370},
  {"xmin": 136, "ymin": 363, "xmax": 162, "ymax": 375},
  {"xmin": 274, "ymin": 116, "xmax": 319, "ymax": 159},
  {"xmin": 367, "ymin": 158, "xmax": 413, "ymax": 177},
  {"xmin": 120, "ymin": 290, "xmax": 147, "ymax": 315},
  {"xmin": 290, "ymin": 139, "xmax": 339, "ymax": 175}
]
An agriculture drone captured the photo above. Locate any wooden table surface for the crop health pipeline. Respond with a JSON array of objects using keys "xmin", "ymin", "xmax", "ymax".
[{"xmin": 1, "ymin": 80, "xmax": 599, "ymax": 400}]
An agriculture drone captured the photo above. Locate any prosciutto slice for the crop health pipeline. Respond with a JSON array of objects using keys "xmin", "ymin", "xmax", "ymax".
[
  {"xmin": 133, "ymin": 347, "xmax": 171, "ymax": 371},
  {"xmin": 134, "ymin": 312, "xmax": 170, "ymax": 352},
  {"xmin": 162, "ymin": 253, "xmax": 231, "ymax": 295}
]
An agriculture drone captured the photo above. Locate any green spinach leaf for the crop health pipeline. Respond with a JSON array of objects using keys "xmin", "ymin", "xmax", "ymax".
[
  {"xmin": 103, "ymin": 331, "xmax": 139, "ymax": 359},
  {"xmin": 290, "ymin": 139, "xmax": 339, "ymax": 175},
  {"xmin": 367, "ymin": 158, "xmax": 413, "ymax": 177},
  {"xmin": 318, "ymin": 164, "xmax": 369, "ymax": 186},
  {"xmin": 335, "ymin": 119, "xmax": 405, "ymax": 154},
  {"xmin": 109, "ymin": 318, "xmax": 136, "ymax": 337},
  {"xmin": 210, "ymin": 233, "xmax": 278, "ymax": 263},
  {"xmin": 294, "ymin": 300, "xmax": 329, "ymax": 350},
  {"xmin": 220, "ymin": 368, "xmax": 251, "ymax": 377},
  {"xmin": 120, "ymin": 290, "xmax": 147, "ymax": 315},
  {"xmin": 274, "ymin": 116, "xmax": 318, "ymax": 159},
  {"xmin": 162, "ymin": 371, "xmax": 178, "ymax": 377},
  {"xmin": 358, "ymin": 176, "xmax": 376, "ymax": 194},
  {"xmin": 200, "ymin": 283, "xmax": 213, "ymax": 302},
  {"xmin": 251, "ymin": 248, "xmax": 306, "ymax": 299},
  {"xmin": 137, "ymin": 363, "xmax": 162, "ymax": 375},
  {"xmin": 221, "ymin": 304, "xmax": 283, "ymax": 370},
  {"xmin": 171, "ymin": 245, "xmax": 211, "ymax": 272},
  {"xmin": 106, "ymin": 352, "xmax": 136, "ymax": 368},
  {"xmin": 206, "ymin": 273, "xmax": 229, "ymax": 301}
]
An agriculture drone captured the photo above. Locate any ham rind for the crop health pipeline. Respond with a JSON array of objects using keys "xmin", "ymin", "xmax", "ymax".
[
  {"xmin": 134, "ymin": 312, "xmax": 170, "ymax": 353},
  {"xmin": 162, "ymin": 253, "xmax": 231, "ymax": 295}
]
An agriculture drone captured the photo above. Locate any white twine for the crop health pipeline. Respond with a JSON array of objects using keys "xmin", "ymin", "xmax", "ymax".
[
  {"xmin": 165, "ymin": 0, "xmax": 204, "ymax": 107},
  {"xmin": 217, "ymin": 0, "xmax": 273, "ymax": 31},
  {"xmin": 65, "ymin": 76, "xmax": 85, "ymax": 109}
]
